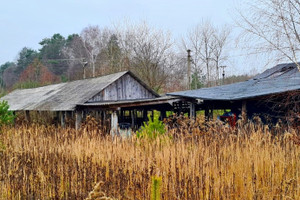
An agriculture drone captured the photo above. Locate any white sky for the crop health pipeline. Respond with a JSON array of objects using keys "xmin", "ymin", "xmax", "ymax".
[{"xmin": 0, "ymin": 0, "xmax": 264, "ymax": 75}]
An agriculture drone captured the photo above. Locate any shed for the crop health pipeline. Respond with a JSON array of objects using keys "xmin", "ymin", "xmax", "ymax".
[
  {"xmin": 1, "ymin": 71, "xmax": 158, "ymax": 111},
  {"xmin": 167, "ymin": 62, "xmax": 300, "ymax": 123},
  {"xmin": 1, "ymin": 71, "xmax": 163, "ymax": 130}
]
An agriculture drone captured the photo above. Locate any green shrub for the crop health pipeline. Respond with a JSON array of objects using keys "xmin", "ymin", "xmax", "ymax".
[
  {"xmin": 136, "ymin": 111, "xmax": 166, "ymax": 139},
  {"xmin": 0, "ymin": 100, "xmax": 14, "ymax": 127}
]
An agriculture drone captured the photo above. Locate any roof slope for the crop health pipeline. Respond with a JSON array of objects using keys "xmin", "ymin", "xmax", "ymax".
[
  {"xmin": 1, "ymin": 71, "xmax": 158, "ymax": 111},
  {"xmin": 167, "ymin": 63, "xmax": 300, "ymax": 101}
]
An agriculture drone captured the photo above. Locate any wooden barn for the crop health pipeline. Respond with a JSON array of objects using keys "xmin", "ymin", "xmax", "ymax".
[{"xmin": 1, "ymin": 71, "xmax": 182, "ymax": 133}]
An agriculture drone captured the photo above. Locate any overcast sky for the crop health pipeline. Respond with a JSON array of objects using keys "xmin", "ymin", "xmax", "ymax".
[{"xmin": 1, "ymin": 0, "xmax": 261, "ymax": 75}]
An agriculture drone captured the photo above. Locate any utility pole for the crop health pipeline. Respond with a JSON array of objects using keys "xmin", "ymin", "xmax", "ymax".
[
  {"xmin": 220, "ymin": 65, "xmax": 227, "ymax": 85},
  {"xmin": 187, "ymin": 49, "xmax": 192, "ymax": 90},
  {"xmin": 82, "ymin": 58, "xmax": 88, "ymax": 79},
  {"xmin": 45, "ymin": 58, "xmax": 89, "ymax": 80}
]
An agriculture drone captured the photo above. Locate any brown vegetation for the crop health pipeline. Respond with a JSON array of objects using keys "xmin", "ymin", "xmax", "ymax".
[
  {"xmin": 0, "ymin": 120, "xmax": 299, "ymax": 199},
  {"xmin": 19, "ymin": 59, "xmax": 60, "ymax": 85}
]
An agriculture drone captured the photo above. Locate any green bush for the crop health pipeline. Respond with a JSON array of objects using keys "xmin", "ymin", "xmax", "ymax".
[
  {"xmin": 136, "ymin": 110, "xmax": 166, "ymax": 139},
  {"xmin": 0, "ymin": 100, "xmax": 14, "ymax": 127}
]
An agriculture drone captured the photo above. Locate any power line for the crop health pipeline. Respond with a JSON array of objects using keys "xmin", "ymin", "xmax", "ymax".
[{"xmin": 44, "ymin": 58, "xmax": 86, "ymax": 62}]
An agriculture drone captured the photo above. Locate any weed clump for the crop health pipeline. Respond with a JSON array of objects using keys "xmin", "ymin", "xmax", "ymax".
[
  {"xmin": 136, "ymin": 111, "xmax": 166, "ymax": 139},
  {"xmin": 0, "ymin": 100, "xmax": 14, "ymax": 128}
]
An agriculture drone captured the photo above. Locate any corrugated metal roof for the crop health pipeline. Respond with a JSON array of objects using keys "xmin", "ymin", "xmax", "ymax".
[
  {"xmin": 167, "ymin": 63, "xmax": 300, "ymax": 101},
  {"xmin": 1, "ymin": 71, "xmax": 158, "ymax": 111}
]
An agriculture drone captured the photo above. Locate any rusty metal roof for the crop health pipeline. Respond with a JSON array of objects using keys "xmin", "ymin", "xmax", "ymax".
[
  {"xmin": 167, "ymin": 63, "xmax": 300, "ymax": 101},
  {"xmin": 1, "ymin": 71, "xmax": 158, "ymax": 111}
]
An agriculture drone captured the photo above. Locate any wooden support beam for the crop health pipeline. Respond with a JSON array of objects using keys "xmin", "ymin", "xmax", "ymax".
[
  {"xmin": 242, "ymin": 101, "xmax": 247, "ymax": 123},
  {"xmin": 56, "ymin": 111, "xmax": 60, "ymax": 123},
  {"xmin": 209, "ymin": 109, "xmax": 214, "ymax": 120},
  {"xmin": 120, "ymin": 109, "xmax": 124, "ymax": 121},
  {"xmin": 60, "ymin": 111, "xmax": 66, "ymax": 128},
  {"xmin": 189, "ymin": 102, "xmax": 196, "ymax": 119},
  {"xmin": 95, "ymin": 111, "xmax": 99, "ymax": 120},
  {"xmin": 161, "ymin": 110, "xmax": 166, "ymax": 120},
  {"xmin": 25, "ymin": 110, "xmax": 30, "ymax": 123},
  {"xmin": 13, "ymin": 111, "xmax": 16, "ymax": 125},
  {"xmin": 83, "ymin": 110, "xmax": 87, "ymax": 120},
  {"xmin": 66, "ymin": 111, "xmax": 72, "ymax": 121},
  {"xmin": 110, "ymin": 111, "xmax": 118, "ymax": 136},
  {"xmin": 131, "ymin": 110, "xmax": 134, "ymax": 128},
  {"xmin": 99, "ymin": 111, "xmax": 103, "ymax": 126},
  {"xmin": 205, "ymin": 108, "xmax": 209, "ymax": 121},
  {"xmin": 143, "ymin": 110, "xmax": 148, "ymax": 121},
  {"xmin": 75, "ymin": 110, "xmax": 82, "ymax": 130},
  {"xmin": 37, "ymin": 111, "xmax": 42, "ymax": 121}
]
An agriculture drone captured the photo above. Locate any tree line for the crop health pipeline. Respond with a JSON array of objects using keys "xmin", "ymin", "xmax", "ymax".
[
  {"xmin": 0, "ymin": 21, "xmax": 234, "ymax": 94},
  {"xmin": 1, "ymin": 0, "xmax": 299, "ymax": 94}
]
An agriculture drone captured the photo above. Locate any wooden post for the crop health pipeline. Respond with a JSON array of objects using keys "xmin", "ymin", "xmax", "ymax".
[
  {"xmin": 189, "ymin": 102, "xmax": 196, "ymax": 119},
  {"xmin": 178, "ymin": 101, "xmax": 182, "ymax": 115},
  {"xmin": 82, "ymin": 110, "xmax": 87, "ymax": 120},
  {"xmin": 60, "ymin": 111, "xmax": 65, "ymax": 128},
  {"xmin": 209, "ymin": 109, "xmax": 214, "ymax": 120},
  {"xmin": 131, "ymin": 110, "xmax": 134, "ymax": 128},
  {"xmin": 66, "ymin": 111, "xmax": 72, "ymax": 121},
  {"xmin": 205, "ymin": 107, "xmax": 209, "ymax": 121},
  {"xmin": 242, "ymin": 101, "xmax": 247, "ymax": 123},
  {"xmin": 95, "ymin": 111, "xmax": 99, "ymax": 120},
  {"xmin": 13, "ymin": 111, "xmax": 16, "ymax": 125},
  {"xmin": 110, "ymin": 111, "xmax": 118, "ymax": 136},
  {"xmin": 135, "ymin": 110, "xmax": 138, "ymax": 129},
  {"xmin": 120, "ymin": 109, "xmax": 124, "ymax": 122},
  {"xmin": 37, "ymin": 111, "xmax": 42, "ymax": 123},
  {"xmin": 25, "ymin": 110, "xmax": 30, "ymax": 123},
  {"xmin": 56, "ymin": 111, "xmax": 60, "ymax": 123},
  {"xmin": 143, "ymin": 110, "xmax": 148, "ymax": 121},
  {"xmin": 99, "ymin": 111, "xmax": 103, "ymax": 126},
  {"xmin": 75, "ymin": 110, "xmax": 82, "ymax": 130}
]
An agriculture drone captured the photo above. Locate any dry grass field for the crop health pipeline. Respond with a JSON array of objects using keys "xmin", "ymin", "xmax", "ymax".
[{"xmin": 0, "ymin": 118, "xmax": 300, "ymax": 199}]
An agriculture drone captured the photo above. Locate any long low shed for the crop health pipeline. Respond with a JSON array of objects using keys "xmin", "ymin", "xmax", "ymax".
[
  {"xmin": 167, "ymin": 62, "xmax": 300, "ymax": 122},
  {"xmin": 1, "ymin": 71, "xmax": 173, "ymax": 130}
]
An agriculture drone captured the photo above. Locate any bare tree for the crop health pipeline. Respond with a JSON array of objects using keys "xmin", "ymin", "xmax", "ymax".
[
  {"xmin": 236, "ymin": 0, "xmax": 300, "ymax": 71},
  {"xmin": 115, "ymin": 21, "xmax": 175, "ymax": 92},
  {"xmin": 62, "ymin": 34, "xmax": 88, "ymax": 80},
  {"xmin": 80, "ymin": 25, "xmax": 110, "ymax": 77},
  {"xmin": 63, "ymin": 26, "xmax": 113, "ymax": 78},
  {"xmin": 236, "ymin": 0, "xmax": 300, "ymax": 125},
  {"xmin": 211, "ymin": 26, "xmax": 231, "ymax": 85},
  {"xmin": 182, "ymin": 21, "xmax": 231, "ymax": 87},
  {"xmin": 165, "ymin": 53, "xmax": 188, "ymax": 92}
]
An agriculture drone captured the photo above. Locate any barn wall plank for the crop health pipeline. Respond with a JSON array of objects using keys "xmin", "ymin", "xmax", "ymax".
[{"xmin": 88, "ymin": 74, "xmax": 156, "ymax": 102}]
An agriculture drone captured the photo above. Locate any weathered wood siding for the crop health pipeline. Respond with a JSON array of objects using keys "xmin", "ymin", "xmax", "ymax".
[{"xmin": 88, "ymin": 74, "xmax": 156, "ymax": 102}]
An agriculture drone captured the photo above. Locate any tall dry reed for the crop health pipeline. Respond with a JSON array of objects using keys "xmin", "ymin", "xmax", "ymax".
[{"xmin": 0, "ymin": 120, "xmax": 299, "ymax": 199}]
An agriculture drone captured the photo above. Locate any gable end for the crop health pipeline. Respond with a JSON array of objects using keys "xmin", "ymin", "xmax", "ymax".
[{"xmin": 87, "ymin": 72, "xmax": 158, "ymax": 102}]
